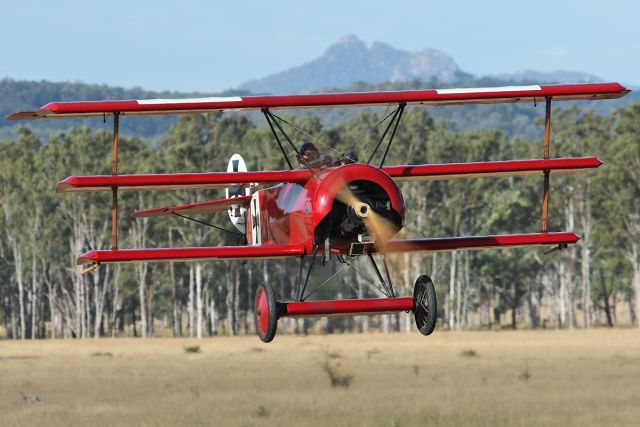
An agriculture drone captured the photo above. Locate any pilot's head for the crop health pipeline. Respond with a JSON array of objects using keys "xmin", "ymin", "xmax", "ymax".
[
  {"xmin": 297, "ymin": 142, "xmax": 319, "ymax": 165},
  {"xmin": 340, "ymin": 151, "xmax": 358, "ymax": 165}
]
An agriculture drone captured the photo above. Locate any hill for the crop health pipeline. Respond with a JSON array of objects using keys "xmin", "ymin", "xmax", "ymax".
[
  {"xmin": 495, "ymin": 69, "xmax": 602, "ymax": 83},
  {"xmin": 238, "ymin": 35, "xmax": 608, "ymax": 95},
  {"xmin": 0, "ymin": 78, "xmax": 249, "ymax": 142}
]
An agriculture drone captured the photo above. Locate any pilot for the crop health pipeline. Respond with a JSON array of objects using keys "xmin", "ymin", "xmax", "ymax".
[
  {"xmin": 335, "ymin": 151, "xmax": 358, "ymax": 166},
  {"xmin": 297, "ymin": 142, "xmax": 332, "ymax": 168}
]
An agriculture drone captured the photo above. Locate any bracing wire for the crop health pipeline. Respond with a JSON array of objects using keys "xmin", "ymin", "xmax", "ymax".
[
  {"xmin": 358, "ymin": 104, "xmax": 401, "ymax": 165},
  {"xmin": 344, "ymin": 260, "xmax": 390, "ymax": 297},
  {"xmin": 302, "ymin": 264, "xmax": 349, "ymax": 301},
  {"xmin": 272, "ymin": 103, "xmax": 401, "ymax": 166},
  {"xmin": 270, "ymin": 113, "xmax": 340, "ymax": 155}
]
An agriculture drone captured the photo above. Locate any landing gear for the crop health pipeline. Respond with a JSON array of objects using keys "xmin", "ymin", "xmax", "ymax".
[
  {"xmin": 254, "ymin": 268, "xmax": 438, "ymax": 342},
  {"xmin": 255, "ymin": 283, "xmax": 278, "ymax": 343},
  {"xmin": 413, "ymin": 275, "xmax": 437, "ymax": 336}
]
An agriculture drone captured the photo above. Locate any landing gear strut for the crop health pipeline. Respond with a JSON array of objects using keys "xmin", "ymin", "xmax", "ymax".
[{"xmin": 413, "ymin": 275, "xmax": 437, "ymax": 335}]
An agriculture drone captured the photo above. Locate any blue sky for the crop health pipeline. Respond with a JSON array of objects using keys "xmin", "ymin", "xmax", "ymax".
[{"xmin": 1, "ymin": 0, "xmax": 637, "ymax": 92}]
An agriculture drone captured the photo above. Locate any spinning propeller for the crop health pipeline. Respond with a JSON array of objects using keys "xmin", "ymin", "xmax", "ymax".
[{"xmin": 333, "ymin": 182, "xmax": 400, "ymax": 251}]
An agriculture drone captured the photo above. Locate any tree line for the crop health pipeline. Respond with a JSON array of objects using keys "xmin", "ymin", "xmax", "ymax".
[{"xmin": 0, "ymin": 103, "xmax": 638, "ymax": 339}]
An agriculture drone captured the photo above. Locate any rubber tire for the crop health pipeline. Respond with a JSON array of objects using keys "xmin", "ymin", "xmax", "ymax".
[
  {"xmin": 413, "ymin": 275, "xmax": 437, "ymax": 336},
  {"xmin": 255, "ymin": 283, "xmax": 278, "ymax": 343}
]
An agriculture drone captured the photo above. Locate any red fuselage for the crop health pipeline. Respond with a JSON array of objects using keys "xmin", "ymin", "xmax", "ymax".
[{"xmin": 246, "ymin": 163, "xmax": 405, "ymax": 253}]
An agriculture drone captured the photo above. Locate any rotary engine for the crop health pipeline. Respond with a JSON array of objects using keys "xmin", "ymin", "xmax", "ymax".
[{"xmin": 315, "ymin": 179, "xmax": 403, "ymax": 251}]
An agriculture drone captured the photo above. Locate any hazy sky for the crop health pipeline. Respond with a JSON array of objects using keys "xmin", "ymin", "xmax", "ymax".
[{"xmin": 1, "ymin": 0, "xmax": 637, "ymax": 92}]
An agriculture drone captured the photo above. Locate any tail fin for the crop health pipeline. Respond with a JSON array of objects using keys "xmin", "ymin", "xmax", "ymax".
[{"xmin": 225, "ymin": 154, "xmax": 252, "ymax": 233}]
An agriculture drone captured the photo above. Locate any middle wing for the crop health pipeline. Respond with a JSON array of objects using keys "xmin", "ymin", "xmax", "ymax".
[
  {"xmin": 56, "ymin": 169, "xmax": 312, "ymax": 192},
  {"xmin": 382, "ymin": 157, "xmax": 602, "ymax": 181},
  {"xmin": 56, "ymin": 157, "xmax": 601, "ymax": 193}
]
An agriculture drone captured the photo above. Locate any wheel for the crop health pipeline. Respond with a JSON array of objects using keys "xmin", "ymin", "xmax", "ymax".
[
  {"xmin": 254, "ymin": 283, "xmax": 278, "ymax": 343},
  {"xmin": 413, "ymin": 275, "xmax": 437, "ymax": 336}
]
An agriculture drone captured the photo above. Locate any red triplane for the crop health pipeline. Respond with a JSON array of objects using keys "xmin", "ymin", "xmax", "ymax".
[{"xmin": 8, "ymin": 83, "xmax": 629, "ymax": 341}]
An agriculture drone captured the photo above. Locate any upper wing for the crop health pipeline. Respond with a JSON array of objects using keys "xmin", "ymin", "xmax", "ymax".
[
  {"xmin": 382, "ymin": 157, "xmax": 602, "ymax": 181},
  {"xmin": 7, "ymin": 83, "xmax": 628, "ymax": 120},
  {"xmin": 56, "ymin": 169, "xmax": 311, "ymax": 192},
  {"xmin": 77, "ymin": 244, "xmax": 306, "ymax": 265},
  {"xmin": 132, "ymin": 195, "xmax": 251, "ymax": 218},
  {"xmin": 384, "ymin": 232, "xmax": 578, "ymax": 253}
]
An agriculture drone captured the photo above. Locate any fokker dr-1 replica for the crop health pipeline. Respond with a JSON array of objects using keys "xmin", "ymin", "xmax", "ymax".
[{"xmin": 8, "ymin": 82, "xmax": 629, "ymax": 342}]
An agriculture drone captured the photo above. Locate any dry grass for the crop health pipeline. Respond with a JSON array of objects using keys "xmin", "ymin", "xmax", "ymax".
[{"xmin": 1, "ymin": 329, "xmax": 639, "ymax": 427}]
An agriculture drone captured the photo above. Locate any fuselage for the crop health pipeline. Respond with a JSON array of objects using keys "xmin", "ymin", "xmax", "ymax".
[{"xmin": 246, "ymin": 163, "xmax": 405, "ymax": 254}]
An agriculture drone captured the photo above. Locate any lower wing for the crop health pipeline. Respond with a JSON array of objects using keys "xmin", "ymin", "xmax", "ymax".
[
  {"xmin": 77, "ymin": 244, "xmax": 305, "ymax": 265},
  {"xmin": 383, "ymin": 232, "xmax": 578, "ymax": 253}
]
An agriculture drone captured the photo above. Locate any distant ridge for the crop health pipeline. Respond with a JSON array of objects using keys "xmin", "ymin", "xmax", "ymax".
[
  {"xmin": 237, "ymin": 35, "xmax": 605, "ymax": 94},
  {"xmin": 0, "ymin": 78, "xmax": 209, "ymax": 141},
  {"xmin": 494, "ymin": 69, "xmax": 602, "ymax": 84}
]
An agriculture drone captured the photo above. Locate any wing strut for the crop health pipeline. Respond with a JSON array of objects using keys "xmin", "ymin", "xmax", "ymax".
[
  {"xmin": 541, "ymin": 97, "xmax": 551, "ymax": 232},
  {"xmin": 111, "ymin": 112, "xmax": 120, "ymax": 250},
  {"xmin": 171, "ymin": 212, "xmax": 244, "ymax": 238},
  {"xmin": 366, "ymin": 102, "xmax": 406, "ymax": 167}
]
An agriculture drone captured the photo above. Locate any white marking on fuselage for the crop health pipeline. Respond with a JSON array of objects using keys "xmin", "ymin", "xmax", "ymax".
[
  {"xmin": 227, "ymin": 154, "xmax": 250, "ymax": 234},
  {"xmin": 435, "ymin": 85, "xmax": 541, "ymax": 95}
]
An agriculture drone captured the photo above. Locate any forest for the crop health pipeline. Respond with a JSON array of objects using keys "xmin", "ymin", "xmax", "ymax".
[{"xmin": 0, "ymin": 101, "xmax": 638, "ymax": 339}]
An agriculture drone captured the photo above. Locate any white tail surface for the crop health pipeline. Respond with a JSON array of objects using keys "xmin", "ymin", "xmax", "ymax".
[{"xmin": 225, "ymin": 154, "xmax": 251, "ymax": 233}]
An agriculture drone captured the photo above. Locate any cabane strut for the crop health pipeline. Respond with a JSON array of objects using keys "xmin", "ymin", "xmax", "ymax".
[{"xmin": 367, "ymin": 102, "xmax": 406, "ymax": 167}]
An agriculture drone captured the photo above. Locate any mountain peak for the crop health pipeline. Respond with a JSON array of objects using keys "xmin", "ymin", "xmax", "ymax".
[
  {"xmin": 239, "ymin": 36, "xmax": 462, "ymax": 94},
  {"xmin": 336, "ymin": 34, "xmax": 364, "ymax": 46},
  {"xmin": 325, "ymin": 35, "xmax": 368, "ymax": 60}
]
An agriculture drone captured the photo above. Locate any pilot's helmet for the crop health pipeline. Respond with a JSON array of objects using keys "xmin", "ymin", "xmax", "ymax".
[{"xmin": 343, "ymin": 152, "xmax": 358, "ymax": 164}]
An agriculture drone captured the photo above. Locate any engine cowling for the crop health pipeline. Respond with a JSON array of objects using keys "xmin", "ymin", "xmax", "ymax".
[{"xmin": 308, "ymin": 164, "xmax": 405, "ymax": 250}]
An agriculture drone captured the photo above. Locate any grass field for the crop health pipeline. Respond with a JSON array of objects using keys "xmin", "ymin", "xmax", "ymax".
[{"xmin": 1, "ymin": 329, "xmax": 639, "ymax": 427}]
